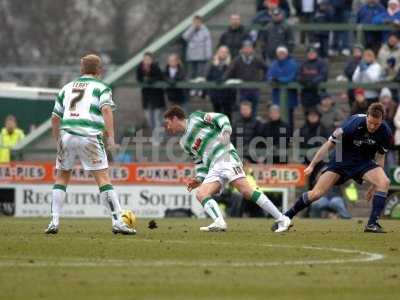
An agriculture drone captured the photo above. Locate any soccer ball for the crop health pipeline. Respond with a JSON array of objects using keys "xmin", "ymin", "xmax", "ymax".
[{"xmin": 120, "ymin": 210, "xmax": 136, "ymax": 229}]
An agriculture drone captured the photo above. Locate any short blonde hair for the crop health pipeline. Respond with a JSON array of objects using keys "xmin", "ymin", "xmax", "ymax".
[{"xmin": 80, "ymin": 54, "xmax": 102, "ymax": 75}]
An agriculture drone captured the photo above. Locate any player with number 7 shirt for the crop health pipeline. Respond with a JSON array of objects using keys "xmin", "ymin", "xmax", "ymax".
[
  {"xmin": 164, "ymin": 106, "xmax": 291, "ymax": 232},
  {"xmin": 45, "ymin": 53, "xmax": 135, "ymax": 235}
]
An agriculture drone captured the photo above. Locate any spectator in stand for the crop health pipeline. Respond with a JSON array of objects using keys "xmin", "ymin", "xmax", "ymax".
[
  {"xmin": 379, "ymin": 86, "xmax": 398, "ymax": 167},
  {"xmin": 331, "ymin": 0, "xmax": 353, "ymax": 56},
  {"xmin": 259, "ymin": 105, "xmax": 291, "ymax": 163},
  {"xmin": 344, "ymin": 45, "xmax": 365, "ymax": 81},
  {"xmin": 182, "ymin": 15, "xmax": 212, "ymax": 82},
  {"xmin": 317, "ymin": 93, "xmax": 343, "ymax": 133},
  {"xmin": 298, "ymin": 47, "xmax": 329, "ymax": 110},
  {"xmin": 0, "ymin": 115, "xmax": 25, "ymax": 163},
  {"xmin": 392, "ymin": 95, "xmax": 400, "ymax": 150},
  {"xmin": 312, "ymin": 0, "xmax": 334, "ymax": 58},
  {"xmin": 344, "ymin": 44, "xmax": 364, "ymax": 105},
  {"xmin": 379, "ymin": 87, "xmax": 397, "ymax": 130},
  {"xmin": 206, "ymin": 46, "xmax": 236, "ymax": 120},
  {"xmin": 225, "ymin": 40, "xmax": 267, "ymax": 117},
  {"xmin": 267, "ymin": 46, "xmax": 298, "ymax": 130},
  {"xmin": 231, "ymin": 101, "xmax": 263, "ymax": 158},
  {"xmin": 352, "ymin": 49, "xmax": 383, "ymax": 104},
  {"xmin": 164, "ymin": 54, "xmax": 187, "ymax": 109},
  {"xmin": 253, "ymin": 0, "xmax": 287, "ymax": 25},
  {"xmin": 351, "ymin": 88, "xmax": 369, "ymax": 114},
  {"xmin": 136, "ymin": 52, "xmax": 165, "ymax": 145},
  {"xmin": 256, "ymin": 0, "xmax": 291, "ymax": 16},
  {"xmin": 299, "ymin": 108, "xmax": 330, "ymax": 150},
  {"xmin": 218, "ymin": 14, "xmax": 249, "ymax": 59},
  {"xmin": 258, "ymin": 8, "xmax": 294, "ymax": 63},
  {"xmin": 309, "ymin": 186, "xmax": 352, "ymax": 219},
  {"xmin": 356, "ymin": 0, "xmax": 386, "ymax": 52},
  {"xmin": 372, "ymin": 0, "xmax": 400, "ymax": 41},
  {"xmin": 293, "ymin": 0, "xmax": 317, "ymax": 45},
  {"xmin": 377, "ymin": 32, "xmax": 400, "ymax": 81}
]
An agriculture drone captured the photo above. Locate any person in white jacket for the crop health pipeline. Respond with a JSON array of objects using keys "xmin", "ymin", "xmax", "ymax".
[
  {"xmin": 352, "ymin": 49, "xmax": 383, "ymax": 103},
  {"xmin": 393, "ymin": 98, "xmax": 400, "ymax": 146}
]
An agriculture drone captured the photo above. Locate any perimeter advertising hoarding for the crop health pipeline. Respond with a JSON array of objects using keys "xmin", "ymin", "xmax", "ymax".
[
  {"xmin": 0, "ymin": 162, "xmax": 302, "ymax": 218},
  {"xmin": 12, "ymin": 184, "xmax": 204, "ymax": 218}
]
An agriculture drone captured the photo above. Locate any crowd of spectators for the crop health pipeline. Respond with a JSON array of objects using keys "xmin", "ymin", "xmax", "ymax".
[{"xmin": 136, "ymin": 1, "xmax": 400, "ymax": 173}]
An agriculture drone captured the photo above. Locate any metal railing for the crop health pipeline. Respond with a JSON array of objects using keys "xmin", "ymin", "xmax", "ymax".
[
  {"xmin": 114, "ymin": 80, "xmax": 400, "ymax": 122},
  {"xmin": 207, "ymin": 23, "xmax": 400, "ymax": 45}
]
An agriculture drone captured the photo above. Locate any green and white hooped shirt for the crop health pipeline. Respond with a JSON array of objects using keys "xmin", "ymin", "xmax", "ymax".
[
  {"xmin": 52, "ymin": 75, "xmax": 115, "ymax": 137},
  {"xmin": 179, "ymin": 111, "xmax": 241, "ymax": 182}
]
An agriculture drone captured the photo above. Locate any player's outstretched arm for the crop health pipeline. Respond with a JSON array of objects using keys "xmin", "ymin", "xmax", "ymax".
[
  {"xmin": 304, "ymin": 140, "xmax": 335, "ymax": 176},
  {"xmin": 51, "ymin": 115, "xmax": 60, "ymax": 141},
  {"xmin": 101, "ymin": 105, "xmax": 116, "ymax": 149}
]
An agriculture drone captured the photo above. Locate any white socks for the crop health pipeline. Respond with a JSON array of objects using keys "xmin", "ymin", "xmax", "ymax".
[
  {"xmin": 51, "ymin": 185, "xmax": 66, "ymax": 226},
  {"xmin": 100, "ymin": 184, "xmax": 121, "ymax": 225},
  {"xmin": 202, "ymin": 198, "xmax": 225, "ymax": 223},
  {"xmin": 251, "ymin": 191, "xmax": 283, "ymax": 220}
]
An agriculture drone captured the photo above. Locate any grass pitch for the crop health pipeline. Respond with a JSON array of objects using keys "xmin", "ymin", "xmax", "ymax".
[{"xmin": 0, "ymin": 218, "xmax": 399, "ymax": 300}]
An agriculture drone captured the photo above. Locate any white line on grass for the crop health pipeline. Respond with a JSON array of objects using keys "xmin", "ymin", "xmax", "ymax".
[{"xmin": 0, "ymin": 240, "xmax": 384, "ymax": 268}]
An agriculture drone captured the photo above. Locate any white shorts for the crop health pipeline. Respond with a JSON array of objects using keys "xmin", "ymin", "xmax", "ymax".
[
  {"xmin": 56, "ymin": 131, "xmax": 108, "ymax": 171},
  {"xmin": 203, "ymin": 154, "xmax": 245, "ymax": 193}
]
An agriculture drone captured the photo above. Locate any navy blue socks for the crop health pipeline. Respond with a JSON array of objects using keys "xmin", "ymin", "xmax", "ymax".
[
  {"xmin": 285, "ymin": 192, "xmax": 311, "ymax": 219},
  {"xmin": 367, "ymin": 191, "xmax": 387, "ymax": 225}
]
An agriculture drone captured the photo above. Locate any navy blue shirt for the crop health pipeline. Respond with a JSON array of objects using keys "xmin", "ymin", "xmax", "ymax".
[{"xmin": 329, "ymin": 114, "xmax": 392, "ymax": 165}]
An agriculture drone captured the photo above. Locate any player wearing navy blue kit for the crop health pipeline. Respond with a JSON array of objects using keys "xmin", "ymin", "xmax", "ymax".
[{"xmin": 273, "ymin": 103, "xmax": 392, "ymax": 233}]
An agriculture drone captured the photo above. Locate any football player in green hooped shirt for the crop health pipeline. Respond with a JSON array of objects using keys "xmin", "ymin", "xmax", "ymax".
[{"xmin": 164, "ymin": 105, "xmax": 291, "ymax": 232}]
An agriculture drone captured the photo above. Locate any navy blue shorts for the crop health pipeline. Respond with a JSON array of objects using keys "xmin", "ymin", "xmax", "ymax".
[{"xmin": 322, "ymin": 160, "xmax": 379, "ymax": 186}]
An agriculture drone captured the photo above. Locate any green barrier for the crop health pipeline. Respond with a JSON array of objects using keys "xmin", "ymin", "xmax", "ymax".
[{"xmin": 0, "ymin": 98, "xmax": 53, "ymax": 133}]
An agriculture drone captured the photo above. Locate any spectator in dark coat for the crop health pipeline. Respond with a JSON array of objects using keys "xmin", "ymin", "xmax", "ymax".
[
  {"xmin": 206, "ymin": 46, "xmax": 236, "ymax": 121},
  {"xmin": 218, "ymin": 14, "xmax": 249, "ymax": 59},
  {"xmin": 331, "ymin": 0, "xmax": 353, "ymax": 56},
  {"xmin": 299, "ymin": 108, "xmax": 330, "ymax": 150},
  {"xmin": 344, "ymin": 45, "xmax": 364, "ymax": 105},
  {"xmin": 312, "ymin": 0, "xmax": 334, "ymax": 58},
  {"xmin": 267, "ymin": 46, "xmax": 298, "ymax": 130},
  {"xmin": 344, "ymin": 45, "xmax": 364, "ymax": 80},
  {"xmin": 356, "ymin": 0, "xmax": 386, "ymax": 51},
  {"xmin": 351, "ymin": 88, "xmax": 370, "ymax": 114},
  {"xmin": 260, "ymin": 104, "xmax": 291, "ymax": 163},
  {"xmin": 253, "ymin": 0, "xmax": 287, "ymax": 25},
  {"xmin": 258, "ymin": 8, "xmax": 294, "ymax": 62},
  {"xmin": 256, "ymin": 0, "xmax": 291, "ymax": 16},
  {"xmin": 317, "ymin": 93, "xmax": 343, "ymax": 133},
  {"xmin": 164, "ymin": 54, "xmax": 187, "ymax": 108},
  {"xmin": 298, "ymin": 47, "xmax": 329, "ymax": 110},
  {"xmin": 225, "ymin": 40, "xmax": 267, "ymax": 117},
  {"xmin": 136, "ymin": 52, "xmax": 165, "ymax": 131},
  {"xmin": 232, "ymin": 101, "xmax": 263, "ymax": 158}
]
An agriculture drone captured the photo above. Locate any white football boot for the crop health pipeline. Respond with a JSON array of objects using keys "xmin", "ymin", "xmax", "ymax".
[
  {"xmin": 200, "ymin": 219, "xmax": 227, "ymax": 232},
  {"xmin": 44, "ymin": 222, "xmax": 59, "ymax": 234},
  {"xmin": 112, "ymin": 220, "xmax": 136, "ymax": 235},
  {"xmin": 274, "ymin": 215, "xmax": 292, "ymax": 233}
]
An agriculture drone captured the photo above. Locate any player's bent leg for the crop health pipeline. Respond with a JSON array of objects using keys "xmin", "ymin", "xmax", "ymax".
[
  {"xmin": 196, "ymin": 181, "xmax": 227, "ymax": 232},
  {"xmin": 362, "ymin": 167, "xmax": 389, "ymax": 233},
  {"xmin": 285, "ymin": 171, "xmax": 340, "ymax": 220},
  {"xmin": 230, "ymin": 177, "xmax": 291, "ymax": 233},
  {"xmin": 45, "ymin": 170, "xmax": 71, "ymax": 234},
  {"xmin": 91, "ymin": 169, "xmax": 135, "ymax": 235}
]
